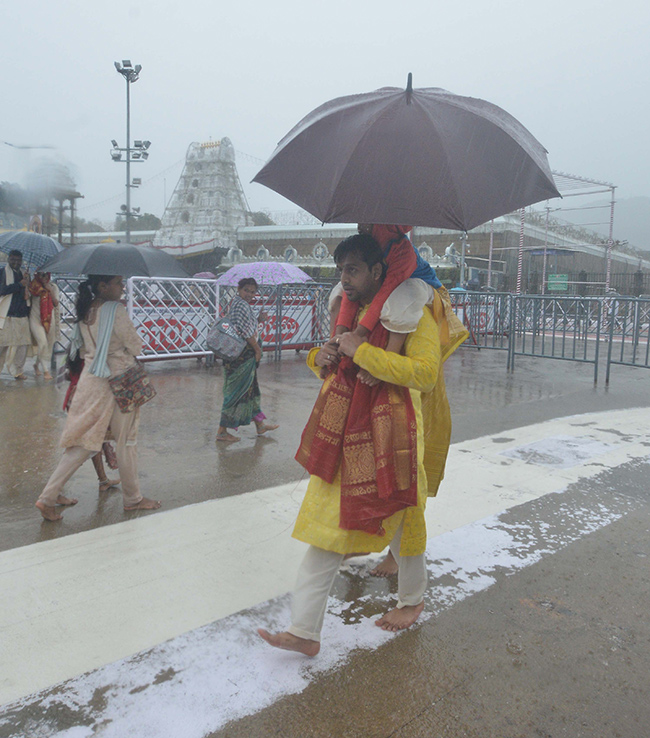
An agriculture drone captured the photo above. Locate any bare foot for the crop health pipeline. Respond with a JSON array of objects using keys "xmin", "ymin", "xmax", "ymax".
[
  {"xmin": 256, "ymin": 423, "xmax": 279, "ymax": 435},
  {"xmin": 14, "ymin": 374, "xmax": 27, "ymax": 380},
  {"xmin": 34, "ymin": 364, "xmax": 42, "ymax": 376},
  {"xmin": 257, "ymin": 629, "xmax": 320, "ymax": 657},
  {"xmin": 375, "ymin": 602, "xmax": 424, "ymax": 632},
  {"xmin": 216, "ymin": 432, "xmax": 240, "ymax": 443},
  {"xmin": 35, "ymin": 500, "xmax": 63, "ymax": 521},
  {"xmin": 124, "ymin": 497, "xmax": 161, "ymax": 511},
  {"xmin": 43, "ymin": 371, "xmax": 53, "ymax": 381},
  {"xmin": 55, "ymin": 495, "xmax": 78, "ymax": 506},
  {"xmin": 369, "ymin": 551, "xmax": 399, "ymax": 577},
  {"xmin": 98, "ymin": 478, "xmax": 121, "ymax": 492}
]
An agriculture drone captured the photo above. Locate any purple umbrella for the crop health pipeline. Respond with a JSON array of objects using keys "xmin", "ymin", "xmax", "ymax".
[
  {"xmin": 216, "ymin": 261, "xmax": 313, "ymax": 286},
  {"xmin": 193, "ymin": 271, "xmax": 217, "ymax": 279},
  {"xmin": 254, "ymin": 75, "xmax": 561, "ymax": 231}
]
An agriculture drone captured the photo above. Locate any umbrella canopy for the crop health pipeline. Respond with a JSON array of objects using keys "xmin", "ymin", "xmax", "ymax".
[
  {"xmin": 216, "ymin": 261, "xmax": 313, "ymax": 286},
  {"xmin": 254, "ymin": 76, "xmax": 561, "ymax": 231},
  {"xmin": 0, "ymin": 231, "xmax": 63, "ymax": 270},
  {"xmin": 40, "ymin": 242, "xmax": 190, "ymax": 278},
  {"xmin": 193, "ymin": 271, "xmax": 217, "ymax": 279}
]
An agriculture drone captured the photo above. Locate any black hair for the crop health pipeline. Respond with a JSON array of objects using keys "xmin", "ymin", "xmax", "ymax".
[
  {"xmin": 333, "ymin": 233, "xmax": 387, "ymax": 281},
  {"xmin": 8, "ymin": 249, "xmax": 22, "ymax": 258},
  {"xmin": 75, "ymin": 274, "xmax": 115, "ymax": 323},
  {"xmin": 238, "ymin": 277, "xmax": 258, "ymax": 290}
]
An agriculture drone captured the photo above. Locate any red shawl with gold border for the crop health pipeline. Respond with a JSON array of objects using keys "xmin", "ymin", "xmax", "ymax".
[{"xmin": 295, "ymin": 321, "xmax": 418, "ymax": 535}]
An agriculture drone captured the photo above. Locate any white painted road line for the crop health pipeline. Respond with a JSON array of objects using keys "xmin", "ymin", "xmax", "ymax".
[{"xmin": 0, "ymin": 407, "xmax": 648, "ymax": 707}]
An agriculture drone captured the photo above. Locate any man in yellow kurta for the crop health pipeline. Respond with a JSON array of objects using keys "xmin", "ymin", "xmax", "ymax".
[{"xmin": 259, "ymin": 234, "xmax": 459, "ymax": 657}]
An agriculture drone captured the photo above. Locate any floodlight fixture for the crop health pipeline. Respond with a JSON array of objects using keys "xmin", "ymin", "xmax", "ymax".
[
  {"xmin": 142, "ymin": 140, "xmax": 151, "ymax": 149},
  {"xmin": 131, "ymin": 152, "xmax": 141, "ymax": 159},
  {"xmin": 111, "ymin": 139, "xmax": 119, "ymax": 147},
  {"xmin": 114, "ymin": 61, "xmax": 121, "ymax": 71},
  {"xmin": 141, "ymin": 151, "xmax": 149, "ymax": 160},
  {"xmin": 134, "ymin": 64, "xmax": 142, "ymax": 74},
  {"xmin": 121, "ymin": 204, "xmax": 128, "ymax": 211},
  {"xmin": 133, "ymin": 207, "xmax": 141, "ymax": 214},
  {"xmin": 132, "ymin": 178, "xmax": 142, "ymax": 185},
  {"xmin": 122, "ymin": 60, "xmax": 132, "ymax": 68},
  {"xmin": 111, "ymin": 151, "xmax": 122, "ymax": 161},
  {"xmin": 134, "ymin": 140, "xmax": 143, "ymax": 148}
]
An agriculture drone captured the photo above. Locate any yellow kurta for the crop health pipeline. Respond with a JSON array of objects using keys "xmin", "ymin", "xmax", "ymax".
[{"xmin": 292, "ymin": 307, "xmax": 452, "ymax": 557}]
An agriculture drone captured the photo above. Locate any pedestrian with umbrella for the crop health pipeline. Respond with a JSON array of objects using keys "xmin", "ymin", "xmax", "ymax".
[
  {"xmin": 215, "ymin": 277, "xmax": 279, "ymax": 443},
  {"xmin": 28, "ymin": 271, "xmax": 61, "ymax": 380},
  {"xmin": 33, "ymin": 242, "xmax": 184, "ymax": 521},
  {"xmin": 254, "ymin": 76, "xmax": 561, "ymax": 641},
  {"xmin": 0, "ymin": 250, "xmax": 32, "ymax": 379},
  {"xmin": 35, "ymin": 273, "xmax": 162, "ymax": 521}
]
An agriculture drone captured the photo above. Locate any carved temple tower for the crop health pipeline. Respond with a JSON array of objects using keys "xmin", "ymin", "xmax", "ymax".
[{"xmin": 153, "ymin": 138, "xmax": 251, "ymax": 261}]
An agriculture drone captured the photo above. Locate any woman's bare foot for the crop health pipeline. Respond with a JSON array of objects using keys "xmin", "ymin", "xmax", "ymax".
[
  {"xmin": 369, "ymin": 551, "xmax": 399, "ymax": 577},
  {"xmin": 257, "ymin": 629, "xmax": 320, "ymax": 657},
  {"xmin": 14, "ymin": 373, "xmax": 26, "ymax": 380},
  {"xmin": 55, "ymin": 495, "xmax": 78, "ymax": 506},
  {"xmin": 375, "ymin": 602, "xmax": 424, "ymax": 632},
  {"xmin": 98, "ymin": 478, "xmax": 121, "ymax": 493},
  {"xmin": 256, "ymin": 423, "xmax": 279, "ymax": 436},
  {"xmin": 43, "ymin": 371, "xmax": 53, "ymax": 381},
  {"xmin": 34, "ymin": 364, "xmax": 42, "ymax": 376},
  {"xmin": 216, "ymin": 432, "xmax": 240, "ymax": 443},
  {"xmin": 124, "ymin": 497, "xmax": 161, "ymax": 511},
  {"xmin": 35, "ymin": 501, "xmax": 63, "ymax": 521}
]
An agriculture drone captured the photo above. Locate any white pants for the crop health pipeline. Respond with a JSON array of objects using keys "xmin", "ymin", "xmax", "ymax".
[
  {"xmin": 288, "ymin": 521, "xmax": 427, "ymax": 642},
  {"xmin": 38, "ymin": 405, "xmax": 142, "ymax": 508},
  {"xmin": 30, "ymin": 319, "xmax": 53, "ymax": 371},
  {"xmin": 0, "ymin": 345, "xmax": 28, "ymax": 377}
]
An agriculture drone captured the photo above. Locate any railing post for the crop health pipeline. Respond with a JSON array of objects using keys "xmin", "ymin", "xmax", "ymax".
[
  {"xmin": 605, "ymin": 297, "xmax": 616, "ymax": 384},
  {"xmin": 593, "ymin": 299, "xmax": 601, "ymax": 385},
  {"xmin": 508, "ymin": 294, "xmax": 516, "ymax": 372},
  {"xmin": 275, "ymin": 284, "xmax": 282, "ymax": 361}
]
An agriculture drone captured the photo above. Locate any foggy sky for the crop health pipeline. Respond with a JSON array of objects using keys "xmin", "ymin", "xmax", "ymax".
[{"xmin": 2, "ymin": 0, "xmax": 649, "ymax": 228}]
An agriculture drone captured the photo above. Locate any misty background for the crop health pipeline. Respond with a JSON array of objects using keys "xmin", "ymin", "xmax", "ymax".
[{"xmin": 2, "ymin": 0, "xmax": 649, "ymax": 248}]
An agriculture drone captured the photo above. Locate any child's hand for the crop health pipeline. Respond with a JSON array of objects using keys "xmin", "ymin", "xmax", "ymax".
[
  {"xmin": 357, "ymin": 369, "xmax": 380, "ymax": 386},
  {"xmin": 352, "ymin": 325, "xmax": 370, "ymax": 340}
]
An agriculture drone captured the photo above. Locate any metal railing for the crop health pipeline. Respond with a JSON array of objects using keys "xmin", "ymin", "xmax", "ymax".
[
  {"xmin": 53, "ymin": 277, "xmax": 331, "ymax": 362},
  {"xmin": 605, "ymin": 297, "xmax": 650, "ymax": 382},
  {"xmin": 52, "ymin": 278, "xmax": 649, "ymax": 383},
  {"xmin": 450, "ymin": 291, "xmax": 649, "ymax": 383}
]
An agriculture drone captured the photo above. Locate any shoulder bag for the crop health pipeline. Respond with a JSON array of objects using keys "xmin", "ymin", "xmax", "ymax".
[
  {"xmin": 206, "ymin": 318, "xmax": 246, "ymax": 360},
  {"xmin": 108, "ymin": 362, "xmax": 157, "ymax": 413}
]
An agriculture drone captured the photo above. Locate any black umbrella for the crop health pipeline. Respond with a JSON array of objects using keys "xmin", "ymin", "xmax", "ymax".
[
  {"xmin": 40, "ymin": 242, "xmax": 190, "ymax": 278},
  {"xmin": 254, "ymin": 75, "xmax": 561, "ymax": 230}
]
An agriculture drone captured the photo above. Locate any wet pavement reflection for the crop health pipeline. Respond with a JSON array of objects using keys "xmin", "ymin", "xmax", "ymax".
[{"xmin": 2, "ymin": 349, "xmax": 649, "ymax": 554}]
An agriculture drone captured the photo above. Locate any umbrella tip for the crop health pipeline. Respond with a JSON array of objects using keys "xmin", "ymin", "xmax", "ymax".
[{"xmin": 406, "ymin": 72, "xmax": 413, "ymax": 103}]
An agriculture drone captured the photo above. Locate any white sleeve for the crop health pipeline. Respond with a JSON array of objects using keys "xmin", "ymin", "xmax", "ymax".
[{"xmin": 380, "ymin": 279, "xmax": 435, "ymax": 334}]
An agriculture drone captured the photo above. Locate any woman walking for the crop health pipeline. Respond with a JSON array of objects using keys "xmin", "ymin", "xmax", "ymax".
[
  {"xmin": 35, "ymin": 274, "xmax": 160, "ymax": 521},
  {"xmin": 29, "ymin": 271, "xmax": 60, "ymax": 380},
  {"xmin": 216, "ymin": 277, "xmax": 279, "ymax": 443}
]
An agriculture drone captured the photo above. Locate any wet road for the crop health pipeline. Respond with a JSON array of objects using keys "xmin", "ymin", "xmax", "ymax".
[{"xmin": 1, "ymin": 350, "xmax": 650, "ymax": 553}]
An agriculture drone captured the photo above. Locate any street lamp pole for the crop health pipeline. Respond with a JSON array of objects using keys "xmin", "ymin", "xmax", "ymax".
[
  {"xmin": 125, "ymin": 70, "xmax": 132, "ymax": 243},
  {"xmin": 111, "ymin": 61, "xmax": 150, "ymax": 244}
]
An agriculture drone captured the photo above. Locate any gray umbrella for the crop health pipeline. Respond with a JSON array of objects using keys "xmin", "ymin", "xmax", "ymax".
[
  {"xmin": 40, "ymin": 242, "xmax": 190, "ymax": 278},
  {"xmin": 254, "ymin": 75, "xmax": 561, "ymax": 230}
]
